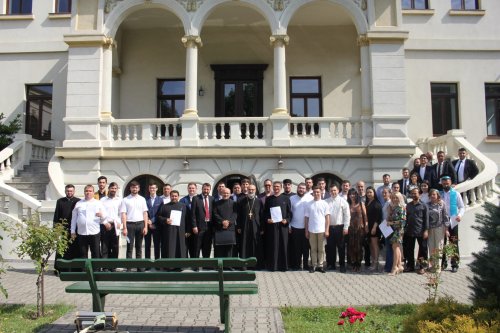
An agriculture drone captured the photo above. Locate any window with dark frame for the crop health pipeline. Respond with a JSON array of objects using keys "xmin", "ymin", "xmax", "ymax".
[
  {"xmin": 402, "ymin": 0, "xmax": 429, "ymax": 10},
  {"xmin": 25, "ymin": 84, "xmax": 52, "ymax": 140},
  {"xmin": 6, "ymin": 0, "xmax": 32, "ymax": 14},
  {"xmin": 157, "ymin": 79, "xmax": 185, "ymax": 137},
  {"xmin": 485, "ymin": 84, "xmax": 500, "ymax": 137},
  {"xmin": 290, "ymin": 77, "xmax": 322, "ymax": 135},
  {"xmin": 451, "ymin": 0, "xmax": 479, "ymax": 10},
  {"xmin": 55, "ymin": 0, "xmax": 71, "ymax": 13},
  {"xmin": 431, "ymin": 83, "xmax": 460, "ymax": 136}
]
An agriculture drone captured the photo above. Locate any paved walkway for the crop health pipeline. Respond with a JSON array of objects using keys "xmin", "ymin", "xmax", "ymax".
[{"xmin": 2, "ymin": 260, "xmax": 474, "ymax": 333}]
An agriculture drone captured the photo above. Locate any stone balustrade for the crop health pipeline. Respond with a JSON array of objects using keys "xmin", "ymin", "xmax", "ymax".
[{"xmin": 105, "ymin": 116, "xmax": 364, "ymax": 147}]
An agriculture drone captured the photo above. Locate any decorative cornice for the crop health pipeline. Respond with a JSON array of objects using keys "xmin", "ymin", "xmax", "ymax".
[
  {"xmin": 267, "ymin": 0, "xmax": 291, "ymax": 12},
  {"xmin": 64, "ymin": 34, "xmax": 114, "ymax": 47},
  {"xmin": 270, "ymin": 35, "xmax": 289, "ymax": 47},
  {"xmin": 357, "ymin": 34, "xmax": 369, "ymax": 47},
  {"xmin": 352, "ymin": 0, "xmax": 367, "ymax": 11},
  {"xmin": 182, "ymin": 35, "xmax": 203, "ymax": 48},
  {"xmin": 177, "ymin": 0, "xmax": 203, "ymax": 12},
  {"xmin": 104, "ymin": 0, "xmax": 123, "ymax": 14}
]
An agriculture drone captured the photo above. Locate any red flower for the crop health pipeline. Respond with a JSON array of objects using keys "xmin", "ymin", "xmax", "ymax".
[
  {"xmin": 337, "ymin": 320, "xmax": 344, "ymax": 326},
  {"xmin": 349, "ymin": 316, "xmax": 356, "ymax": 324},
  {"xmin": 340, "ymin": 312, "xmax": 347, "ymax": 318}
]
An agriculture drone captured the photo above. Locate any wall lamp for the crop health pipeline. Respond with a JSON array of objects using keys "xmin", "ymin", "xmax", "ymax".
[
  {"xmin": 198, "ymin": 86, "xmax": 205, "ymax": 97},
  {"xmin": 183, "ymin": 158, "xmax": 190, "ymax": 170}
]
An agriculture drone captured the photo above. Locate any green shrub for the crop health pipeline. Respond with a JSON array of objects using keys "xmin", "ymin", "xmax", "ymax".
[{"xmin": 0, "ymin": 113, "xmax": 22, "ymax": 150}]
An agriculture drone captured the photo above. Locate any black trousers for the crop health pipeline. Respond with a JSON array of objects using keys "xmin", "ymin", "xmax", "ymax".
[
  {"xmin": 100, "ymin": 224, "xmax": 119, "ymax": 259},
  {"xmin": 78, "ymin": 233, "xmax": 101, "ymax": 259},
  {"xmin": 191, "ymin": 225, "xmax": 213, "ymax": 258},
  {"xmin": 126, "ymin": 221, "xmax": 144, "ymax": 259},
  {"xmin": 214, "ymin": 245, "xmax": 233, "ymax": 258},
  {"xmin": 442, "ymin": 225, "xmax": 460, "ymax": 268},
  {"xmin": 289, "ymin": 227, "xmax": 309, "ymax": 269},
  {"xmin": 55, "ymin": 233, "xmax": 81, "ymax": 272},
  {"xmin": 144, "ymin": 225, "xmax": 161, "ymax": 259},
  {"xmin": 325, "ymin": 225, "xmax": 346, "ymax": 268},
  {"xmin": 363, "ymin": 232, "xmax": 371, "ymax": 267},
  {"xmin": 403, "ymin": 234, "xmax": 428, "ymax": 269}
]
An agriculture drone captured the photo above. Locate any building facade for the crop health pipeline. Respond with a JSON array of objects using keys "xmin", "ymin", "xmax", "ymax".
[{"xmin": 0, "ymin": 0, "xmax": 498, "ymax": 203}]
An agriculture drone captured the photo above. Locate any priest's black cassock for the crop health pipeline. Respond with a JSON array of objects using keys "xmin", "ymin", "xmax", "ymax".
[
  {"xmin": 157, "ymin": 201, "xmax": 188, "ymax": 258},
  {"xmin": 237, "ymin": 196, "xmax": 264, "ymax": 267},
  {"xmin": 263, "ymin": 194, "xmax": 292, "ymax": 271},
  {"xmin": 53, "ymin": 195, "xmax": 81, "ymax": 272},
  {"xmin": 213, "ymin": 198, "xmax": 237, "ymax": 258}
]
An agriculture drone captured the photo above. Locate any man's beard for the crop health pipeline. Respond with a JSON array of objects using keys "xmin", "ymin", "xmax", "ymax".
[
  {"xmin": 443, "ymin": 185, "xmax": 451, "ymax": 191},
  {"xmin": 247, "ymin": 193, "xmax": 256, "ymax": 199}
]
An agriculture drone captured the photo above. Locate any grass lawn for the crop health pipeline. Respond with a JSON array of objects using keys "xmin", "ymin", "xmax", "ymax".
[
  {"xmin": 0, "ymin": 304, "xmax": 73, "ymax": 333},
  {"xmin": 281, "ymin": 304, "xmax": 417, "ymax": 333}
]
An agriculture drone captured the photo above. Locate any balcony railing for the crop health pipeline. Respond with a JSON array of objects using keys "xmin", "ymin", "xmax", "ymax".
[{"xmin": 105, "ymin": 116, "xmax": 364, "ymax": 147}]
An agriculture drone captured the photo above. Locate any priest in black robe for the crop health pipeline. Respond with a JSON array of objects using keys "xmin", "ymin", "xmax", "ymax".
[
  {"xmin": 157, "ymin": 190, "xmax": 188, "ymax": 258},
  {"xmin": 213, "ymin": 188, "xmax": 237, "ymax": 258},
  {"xmin": 263, "ymin": 181, "xmax": 292, "ymax": 271},
  {"xmin": 53, "ymin": 184, "xmax": 80, "ymax": 274},
  {"xmin": 237, "ymin": 184, "xmax": 264, "ymax": 268}
]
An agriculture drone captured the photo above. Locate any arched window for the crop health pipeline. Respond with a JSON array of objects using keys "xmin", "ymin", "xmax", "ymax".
[
  {"xmin": 212, "ymin": 174, "xmax": 260, "ymax": 197},
  {"xmin": 123, "ymin": 175, "xmax": 164, "ymax": 197},
  {"xmin": 311, "ymin": 173, "xmax": 343, "ymax": 190}
]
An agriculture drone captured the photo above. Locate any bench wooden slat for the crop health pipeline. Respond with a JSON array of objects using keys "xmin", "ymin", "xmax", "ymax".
[
  {"xmin": 66, "ymin": 282, "xmax": 258, "ymax": 295},
  {"xmin": 60, "ymin": 271, "xmax": 256, "ymax": 282},
  {"xmin": 57, "ymin": 258, "xmax": 257, "ymax": 269}
]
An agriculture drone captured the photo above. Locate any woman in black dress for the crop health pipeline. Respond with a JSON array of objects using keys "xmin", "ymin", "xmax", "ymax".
[{"xmin": 365, "ymin": 186, "xmax": 382, "ymax": 272}]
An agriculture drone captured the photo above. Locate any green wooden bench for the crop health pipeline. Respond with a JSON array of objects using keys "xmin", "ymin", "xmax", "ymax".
[{"xmin": 57, "ymin": 258, "xmax": 258, "ymax": 333}]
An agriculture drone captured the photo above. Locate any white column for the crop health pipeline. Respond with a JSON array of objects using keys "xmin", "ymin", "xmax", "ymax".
[
  {"xmin": 182, "ymin": 35, "xmax": 202, "ymax": 116},
  {"xmin": 101, "ymin": 37, "xmax": 114, "ymax": 118},
  {"xmin": 270, "ymin": 35, "xmax": 289, "ymax": 115},
  {"xmin": 358, "ymin": 35, "xmax": 373, "ymax": 145}
]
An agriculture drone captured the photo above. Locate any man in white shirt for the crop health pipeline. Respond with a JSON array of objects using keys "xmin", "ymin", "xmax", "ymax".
[
  {"xmin": 325, "ymin": 184, "xmax": 350, "ymax": 273},
  {"xmin": 120, "ymin": 181, "xmax": 149, "ymax": 262},
  {"xmin": 305, "ymin": 186, "xmax": 330, "ymax": 273},
  {"xmin": 71, "ymin": 185, "xmax": 106, "ymax": 259},
  {"xmin": 160, "ymin": 183, "xmax": 172, "ymax": 204},
  {"xmin": 289, "ymin": 183, "xmax": 313, "ymax": 270},
  {"xmin": 100, "ymin": 182, "xmax": 122, "ymax": 260}
]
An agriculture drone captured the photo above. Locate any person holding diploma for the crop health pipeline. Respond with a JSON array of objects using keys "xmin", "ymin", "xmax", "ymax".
[
  {"xmin": 213, "ymin": 188, "xmax": 237, "ymax": 258},
  {"xmin": 439, "ymin": 175, "xmax": 464, "ymax": 272},
  {"xmin": 263, "ymin": 181, "xmax": 292, "ymax": 272},
  {"xmin": 157, "ymin": 190, "xmax": 188, "ymax": 259}
]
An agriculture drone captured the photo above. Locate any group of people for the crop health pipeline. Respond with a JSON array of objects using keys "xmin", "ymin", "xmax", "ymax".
[{"xmin": 53, "ymin": 147, "xmax": 478, "ymax": 276}]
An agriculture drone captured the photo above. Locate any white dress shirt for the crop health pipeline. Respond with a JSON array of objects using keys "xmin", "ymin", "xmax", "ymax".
[
  {"xmin": 71, "ymin": 198, "xmax": 105, "ymax": 235},
  {"xmin": 325, "ymin": 195, "xmax": 350, "ymax": 231},
  {"xmin": 305, "ymin": 200, "xmax": 330, "ymax": 233},
  {"xmin": 120, "ymin": 194, "xmax": 148, "ymax": 222},
  {"xmin": 290, "ymin": 193, "xmax": 313, "ymax": 229},
  {"xmin": 101, "ymin": 196, "xmax": 122, "ymax": 226}
]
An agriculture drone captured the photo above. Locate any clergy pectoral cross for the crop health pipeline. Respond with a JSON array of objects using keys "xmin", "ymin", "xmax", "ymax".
[{"xmin": 248, "ymin": 212, "xmax": 253, "ymax": 219}]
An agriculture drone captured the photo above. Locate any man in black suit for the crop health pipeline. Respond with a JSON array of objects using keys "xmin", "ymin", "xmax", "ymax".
[
  {"xmin": 453, "ymin": 147, "xmax": 480, "ymax": 203},
  {"xmin": 145, "ymin": 183, "xmax": 163, "ymax": 260},
  {"xmin": 432, "ymin": 151, "xmax": 457, "ymax": 190},
  {"xmin": 397, "ymin": 167, "xmax": 411, "ymax": 197},
  {"xmin": 416, "ymin": 154, "xmax": 434, "ymax": 186},
  {"xmin": 181, "ymin": 182, "xmax": 198, "ymax": 257},
  {"xmin": 190, "ymin": 183, "xmax": 215, "ymax": 260},
  {"xmin": 53, "ymin": 184, "xmax": 80, "ymax": 275}
]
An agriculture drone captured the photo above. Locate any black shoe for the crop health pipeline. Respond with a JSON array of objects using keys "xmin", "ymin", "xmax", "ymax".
[
  {"xmin": 318, "ymin": 267, "xmax": 326, "ymax": 273},
  {"xmin": 192, "ymin": 267, "xmax": 199, "ymax": 272},
  {"xmin": 340, "ymin": 266, "xmax": 346, "ymax": 273},
  {"xmin": 53, "ymin": 270, "xmax": 60, "ymax": 277},
  {"xmin": 309, "ymin": 267, "xmax": 315, "ymax": 273},
  {"xmin": 442, "ymin": 262, "xmax": 448, "ymax": 270},
  {"xmin": 451, "ymin": 267, "xmax": 458, "ymax": 273},
  {"xmin": 403, "ymin": 267, "xmax": 415, "ymax": 273}
]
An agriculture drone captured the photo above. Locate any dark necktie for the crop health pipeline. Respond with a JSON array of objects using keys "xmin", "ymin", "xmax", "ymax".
[
  {"xmin": 438, "ymin": 163, "xmax": 442, "ymax": 177},
  {"xmin": 204, "ymin": 196, "xmax": 210, "ymax": 220}
]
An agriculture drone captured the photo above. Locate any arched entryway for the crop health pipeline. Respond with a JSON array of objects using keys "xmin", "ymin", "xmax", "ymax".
[
  {"xmin": 123, "ymin": 174, "xmax": 164, "ymax": 197},
  {"xmin": 212, "ymin": 174, "xmax": 260, "ymax": 197},
  {"xmin": 312, "ymin": 172, "xmax": 343, "ymax": 190}
]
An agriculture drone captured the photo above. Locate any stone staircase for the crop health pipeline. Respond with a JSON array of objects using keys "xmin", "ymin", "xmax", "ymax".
[{"xmin": 4, "ymin": 161, "xmax": 49, "ymax": 201}]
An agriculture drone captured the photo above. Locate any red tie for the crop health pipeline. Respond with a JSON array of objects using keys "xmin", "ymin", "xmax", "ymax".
[{"xmin": 204, "ymin": 196, "xmax": 210, "ymax": 221}]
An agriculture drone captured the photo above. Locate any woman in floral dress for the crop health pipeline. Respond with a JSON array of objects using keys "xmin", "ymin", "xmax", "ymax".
[
  {"xmin": 347, "ymin": 188, "xmax": 368, "ymax": 272},
  {"xmin": 387, "ymin": 192, "xmax": 406, "ymax": 275}
]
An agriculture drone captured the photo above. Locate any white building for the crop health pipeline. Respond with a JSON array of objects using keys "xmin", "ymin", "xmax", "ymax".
[{"xmin": 0, "ymin": 0, "xmax": 498, "ymax": 258}]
